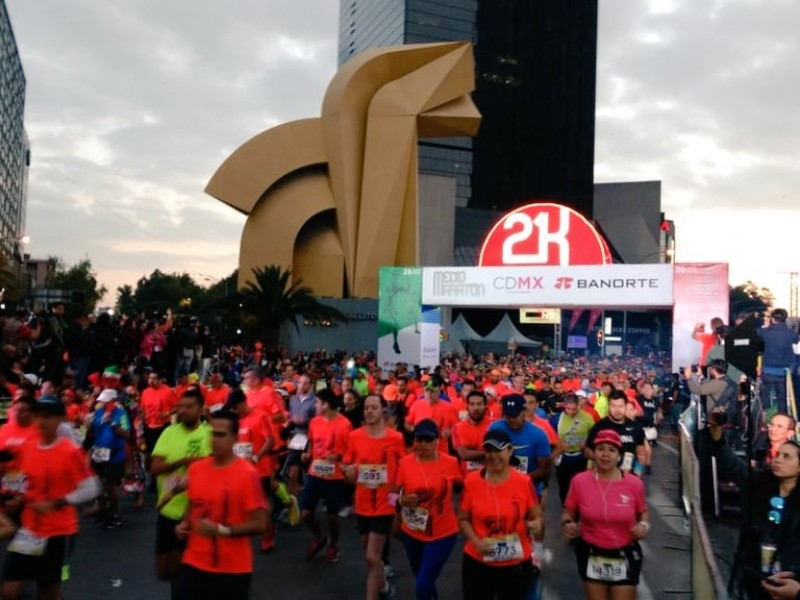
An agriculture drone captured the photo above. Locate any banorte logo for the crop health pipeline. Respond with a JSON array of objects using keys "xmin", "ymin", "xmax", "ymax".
[
  {"xmin": 554, "ymin": 277, "xmax": 573, "ymax": 289},
  {"xmin": 478, "ymin": 202, "xmax": 612, "ymax": 267}
]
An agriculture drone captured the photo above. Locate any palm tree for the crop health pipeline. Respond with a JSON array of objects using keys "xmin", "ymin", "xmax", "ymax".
[{"xmin": 238, "ymin": 266, "xmax": 347, "ymax": 349}]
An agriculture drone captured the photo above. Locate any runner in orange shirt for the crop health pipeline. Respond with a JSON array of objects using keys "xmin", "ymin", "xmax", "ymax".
[
  {"xmin": 1, "ymin": 396, "xmax": 101, "ymax": 600},
  {"xmin": 174, "ymin": 410, "xmax": 267, "ymax": 600},
  {"xmin": 300, "ymin": 389, "xmax": 352, "ymax": 563},
  {"xmin": 452, "ymin": 390, "xmax": 493, "ymax": 477},
  {"xmin": 141, "ymin": 370, "xmax": 176, "ymax": 461},
  {"xmin": 202, "ymin": 374, "xmax": 229, "ymax": 415},
  {"xmin": 458, "ymin": 429, "xmax": 542, "ymax": 598},
  {"xmin": 242, "ymin": 368, "xmax": 286, "ymax": 428},
  {"xmin": 342, "ymin": 394, "xmax": 405, "ymax": 600},
  {"xmin": 394, "ymin": 419, "xmax": 463, "ymax": 600},
  {"xmin": 225, "ymin": 388, "xmax": 289, "ymax": 553},
  {"xmin": 404, "ymin": 376, "xmax": 458, "ymax": 455}
]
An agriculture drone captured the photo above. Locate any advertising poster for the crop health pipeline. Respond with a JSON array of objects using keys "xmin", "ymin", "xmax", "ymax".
[
  {"xmin": 672, "ymin": 263, "xmax": 729, "ymax": 371},
  {"xmin": 378, "ymin": 267, "xmax": 424, "ymax": 370}
]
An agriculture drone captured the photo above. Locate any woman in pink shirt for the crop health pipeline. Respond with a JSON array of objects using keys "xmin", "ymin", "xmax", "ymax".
[{"xmin": 561, "ymin": 429, "xmax": 649, "ymax": 600}]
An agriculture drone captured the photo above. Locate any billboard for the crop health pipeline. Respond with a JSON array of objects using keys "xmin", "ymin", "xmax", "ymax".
[{"xmin": 422, "ymin": 265, "xmax": 674, "ymax": 308}]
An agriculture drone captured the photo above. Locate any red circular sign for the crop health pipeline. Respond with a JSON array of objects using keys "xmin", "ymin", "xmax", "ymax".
[{"xmin": 478, "ymin": 202, "xmax": 611, "ymax": 267}]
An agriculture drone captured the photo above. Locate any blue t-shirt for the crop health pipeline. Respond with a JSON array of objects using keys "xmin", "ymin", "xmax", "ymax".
[
  {"xmin": 489, "ymin": 419, "xmax": 550, "ymax": 495},
  {"xmin": 91, "ymin": 405, "xmax": 130, "ymax": 463}
]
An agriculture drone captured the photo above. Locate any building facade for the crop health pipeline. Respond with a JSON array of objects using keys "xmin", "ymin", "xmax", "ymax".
[
  {"xmin": 338, "ymin": 0, "xmax": 598, "ymax": 216},
  {"xmin": 0, "ymin": 1, "xmax": 28, "ymax": 264}
]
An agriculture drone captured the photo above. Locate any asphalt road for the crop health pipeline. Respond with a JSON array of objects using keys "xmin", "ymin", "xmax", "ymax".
[{"xmin": 0, "ymin": 439, "xmax": 691, "ymax": 599}]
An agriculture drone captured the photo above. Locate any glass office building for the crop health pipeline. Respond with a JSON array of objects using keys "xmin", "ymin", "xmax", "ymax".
[
  {"xmin": 0, "ymin": 1, "xmax": 28, "ymax": 261},
  {"xmin": 338, "ymin": 0, "xmax": 597, "ymax": 217}
]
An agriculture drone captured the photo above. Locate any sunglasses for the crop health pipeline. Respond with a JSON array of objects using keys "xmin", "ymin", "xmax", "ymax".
[{"xmin": 768, "ymin": 496, "xmax": 785, "ymax": 525}]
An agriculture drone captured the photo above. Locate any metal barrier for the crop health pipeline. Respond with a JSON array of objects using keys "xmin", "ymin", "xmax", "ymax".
[{"xmin": 679, "ymin": 412, "xmax": 730, "ymax": 599}]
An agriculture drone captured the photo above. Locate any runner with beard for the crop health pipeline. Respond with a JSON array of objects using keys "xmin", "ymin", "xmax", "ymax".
[
  {"xmin": 452, "ymin": 391, "xmax": 493, "ymax": 477},
  {"xmin": 342, "ymin": 394, "xmax": 405, "ymax": 600},
  {"xmin": 584, "ymin": 391, "xmax": 646, "ymax": 477}
]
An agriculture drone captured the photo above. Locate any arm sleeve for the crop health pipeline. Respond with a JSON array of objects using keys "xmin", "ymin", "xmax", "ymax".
[{"xmin": 65, "ymin": 475, "xmax": 101, "ymax": 505}]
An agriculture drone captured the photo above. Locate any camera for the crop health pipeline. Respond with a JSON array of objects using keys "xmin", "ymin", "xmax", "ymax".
[{"xmin": 708, "ymin": 410, "xmax": 727, "ymax": 426}]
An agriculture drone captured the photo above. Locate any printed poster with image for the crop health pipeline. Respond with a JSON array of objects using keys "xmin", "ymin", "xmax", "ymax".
[{"xmin": 379, "ymin": 267, "xmax": 438, "ymax": 370}]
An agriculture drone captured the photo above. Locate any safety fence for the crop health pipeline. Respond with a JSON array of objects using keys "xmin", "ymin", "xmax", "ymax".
[{"xmin": 679, "ymin": 414, "xmax": 729, "ymax": 600}]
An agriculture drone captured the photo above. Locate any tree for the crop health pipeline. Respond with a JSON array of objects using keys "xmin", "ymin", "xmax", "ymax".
[
  {"xmin": 730, "ymin": 281, "xmax": 775, "ymax": 319},
  {"xmin": 0, "ymin": 252, "xmax": 24, "ymax": 306},
  {"xmin": 115, "ymin": 284, "xmax": 135, "ymax": 316},
  {"xmin": 46, "ymin": 258, "xmax": 107, "ymax": 319},
  {"xmin": 238, "ymin": 265, "xmax": 347, "ymax": 348},
  {"xmin": 127, "ymin": 270, "xmax": 204, "ymax": 317}
]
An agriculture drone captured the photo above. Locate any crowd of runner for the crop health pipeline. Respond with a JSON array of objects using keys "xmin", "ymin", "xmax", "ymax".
[{"xmin": 0, "ymin": 305, "xmax": 796, "ymax": 599}]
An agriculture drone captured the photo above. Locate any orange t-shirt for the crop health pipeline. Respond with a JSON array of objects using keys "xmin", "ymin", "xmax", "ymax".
[
  {"xmin": 203, "ymin": 385, "xmax": 230, "ymax": 413},
  {"xmin": 246, "ymin": 387, "xmax": 285, "ymax": 422},
  {"xmin": 343, "ymin": 427, "xmax": 405, "ymax": 517},
  {"xmin": 182, "ymin": 457, "xmax": 267, "ymax": 574},
  {"xmin": 531, "ymin": 416, "xmax": 559, "ymax": 446},
  {"xmin": 20, "ymin": 438, "xmax": 93, "ymax": 537},
  {"xmin": 236, "ymin": 409, "xmax": 274, "ymax": 478},
  {"xmin": 452, "ymin": 417, "xmax": 493, "ymax": 476},
  {"xmin": 307, "ymin": 414, "xmax": 352, "ymax": 480},
  {"xmin": 141, "ymin": 386, "xmax": 176, "ymax": 428},
  {"xmin": 394, "ymin": 453, "xmax": 462, "ymax": 541},
  {"xmin": 460, "ymin": 469, "xmax": 538, "ymax": 565},
  {"xmin": 406, "ymin": 401, "xmax": 459, "ymax": 454}
]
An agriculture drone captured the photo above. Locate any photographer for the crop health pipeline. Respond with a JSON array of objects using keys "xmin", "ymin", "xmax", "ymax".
[
  {"xmin": 684, "ymin": 359, "xmax": 739, "ymax": 442},
  {"xmin": 708, "ymin": 416, "xmax": 800, "ymax": 599}
]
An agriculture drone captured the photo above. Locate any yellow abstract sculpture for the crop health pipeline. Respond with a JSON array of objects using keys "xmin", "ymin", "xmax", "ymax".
[{"xmin": 205, "ymin": 42, "xmax": 481, "ymax": 298}]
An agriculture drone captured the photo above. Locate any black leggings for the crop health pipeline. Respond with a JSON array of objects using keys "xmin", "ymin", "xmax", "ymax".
[{"xmin": 462, "ymin": 553, "xmax": 535, "ymax": 600}]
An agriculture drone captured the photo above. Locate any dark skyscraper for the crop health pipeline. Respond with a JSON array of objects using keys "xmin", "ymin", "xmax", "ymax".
[
  {"xmin": 338, "ymin": 0, "xmax": 598, "ymax": 217},
  {"xmin": 0, "ymin": 1, "xmax": 29, "ymax": 260}
]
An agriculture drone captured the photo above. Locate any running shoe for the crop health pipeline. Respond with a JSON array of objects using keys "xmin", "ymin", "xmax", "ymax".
[
  {"xmin": 379, "ymin": 581, "xmax": 397, "ymax": 599},
  {"xmin": 306, "ymin": 537, "xmax": 327, "ymax": 561},
  {"xmin": 287, "ymin": 495, "xmax": 301, "ymax": 526},
  {"xmin": 102, "ymin": 515, "xmax": 122, "ymax": 530},
  {"xmin": 324, "ymin": 545, "xmax": 340, "ymax": 563},
  {"xmin": 337, "ymin": 505, "xmax": 353, "ymax": 518}
]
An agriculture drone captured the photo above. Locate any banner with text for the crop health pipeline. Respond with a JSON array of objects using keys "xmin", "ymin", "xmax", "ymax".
[{"xmin": 422, "ymin": 265, "xmax": 674, "ymax": 308}]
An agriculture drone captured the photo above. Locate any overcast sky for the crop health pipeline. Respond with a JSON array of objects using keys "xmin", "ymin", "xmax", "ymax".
[{"xmin": 5, "ymin": 0, "xmax": 799, "ymax": 308}]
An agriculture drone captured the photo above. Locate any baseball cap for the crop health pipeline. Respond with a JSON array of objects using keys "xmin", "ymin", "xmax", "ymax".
[
  {"xmin": 413, "ymin": 419, "xmax": 439, "ymax": 441},
  {"xmin": 97, "ymin": 389, "xmax": 118, "ymax": 404},
  {"xmin": 34, "ymin": 395, "xmax": 66, "ymax": 417},
  {"xmin": 575, "ymin": 390, "xmax": 588, "ymax": 399},
  {"xmin": 482, "ymin": 429, "xmax": 512, "ymax": 451},
  {"xmin": 502, "ymin": 394, "xmax": 526, "ymax": 418},
  {"xmin": 592, "ymin": 429, "xmax": 623, "ymax": 450}
]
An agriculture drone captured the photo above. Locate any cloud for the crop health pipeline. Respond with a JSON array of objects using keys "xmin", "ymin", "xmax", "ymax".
[{"xmin": 5, "ymin": 0, "xmax": 799, "ymax": 309}]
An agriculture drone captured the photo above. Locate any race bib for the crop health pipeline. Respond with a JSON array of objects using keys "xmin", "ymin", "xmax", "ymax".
[
  {"xmin": 1, "ymin": 471, "xmax": 26, "ymax": 494},
  {"xmin": 8, "ymin": 528, "xmax": 47, "ymax": 556},
  {"xmin": 311, "ymin": 459, "xmax": 336, "ymax": 478},
  {"xmin": 401, "ymin": 506, "xmax": 430, "ymax": 532},
  {"xmin": 465, "ymin": 460, "xmax": 483, "ymax": 471},
  {"xmin": 357, "ymin": 464, "xmax": 388, "ymax": 487},
  {"xmin": 288, "ymin": 433, "xmax": 308, "ymax": 451},
  {"xmin": 513, "ymin": 455, "xmax": 529, "ymax": 474},
  {"xmin": 621, "ymin": 452, "xmax": 634, "ymax": 472},
  {"xmin": 483, "ymin": 533, "xmax": 523, "ymax": 563},
  {"xmin": 233, "ymin": 442, "xmax": 253, "ymax": 460},
  {"xmin": 91, "ymin": 447, "xmax": 111, "ymax": 463},
  {"xmin": 586, "ymin": 555, "xmax": 627, "ymax": 582},
  {"xmin": 458, "ymin": 410, "xmax": 469, "ymax": 421},
  {"xmin": 563, "ymin": 434, "xmax": 584, "ymax": 451}
]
